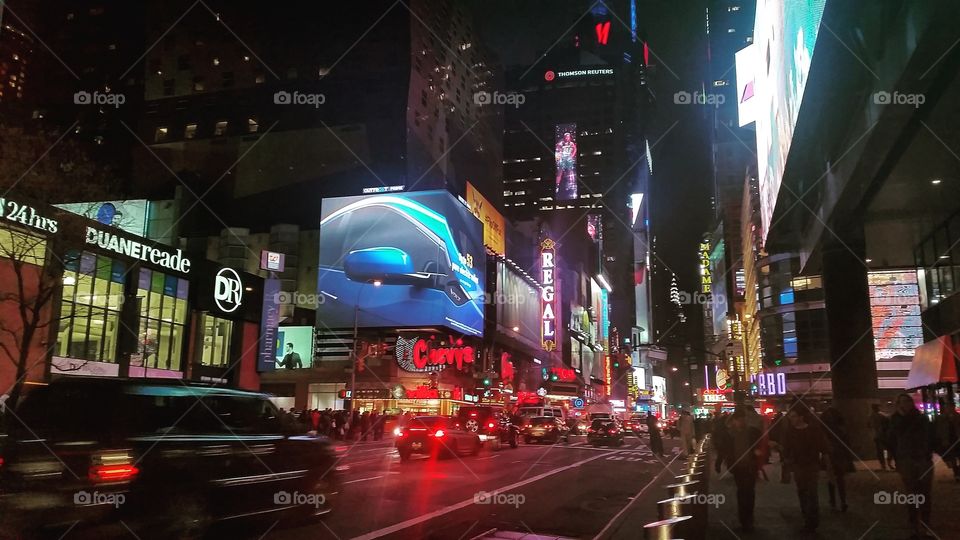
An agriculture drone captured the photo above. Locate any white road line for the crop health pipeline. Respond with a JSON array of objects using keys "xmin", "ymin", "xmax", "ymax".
[
  {"xmin": 349, "ymin": 453, "xmax": 608, "ymax": 540},
  {"xmin": 569, "ymin": 442, "xmax": 584, "ymax": 447},
  {"xmin": 592, "ymin": 453, "xmax": 682, "ymax": 540},
  {"xmin": 342, "ymin": 475, "xmax": 385, "ymax": 485}
]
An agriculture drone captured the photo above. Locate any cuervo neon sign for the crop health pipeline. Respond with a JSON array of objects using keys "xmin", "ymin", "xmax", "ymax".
[{"xmin": 394, "ymin": 335, "xmax": 475, "ymax": 372}]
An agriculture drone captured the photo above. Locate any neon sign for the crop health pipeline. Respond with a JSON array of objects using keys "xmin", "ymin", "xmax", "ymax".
[
  {"xmin": 699, "ymin": 241, "xmax": 712, "ymax": 294},
  {"xmin": 395, "ymin": 336, "xmax": 475, "ymax": 372},
  {"xmin": 549, "ymin": 367, "xmax": 576, "ymax": 382},
  {"xmin": 540, "ymin": 238, "xmax": 559, "ymax": 352},
  {"xmin": 595, "ymin": 21, "xmax": 611, "ymax": 45},
  {"xmin": 750, "ymin": 372, "xmax": 787, "ymax": 396}
]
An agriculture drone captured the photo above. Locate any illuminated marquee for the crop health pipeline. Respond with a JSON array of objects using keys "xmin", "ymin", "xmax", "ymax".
[
  {"xmin": 699, "ymin": 241, "xmax": 712, "ymax": 293},
  {"xmin": 540, "ymin": 238, "xmax": 559, "ymax": 351},
  {"xmin": 394, "ymin": 336, "xmax": 475, "ymax": 372},
  {"xmin": 750, "ymin": 372, "xmax": 787, "ymax": 396}
]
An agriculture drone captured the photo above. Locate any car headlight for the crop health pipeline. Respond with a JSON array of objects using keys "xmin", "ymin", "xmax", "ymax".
[{"xmin": 393, "ymin": 427, "xmax": 401, "ymax": 436}]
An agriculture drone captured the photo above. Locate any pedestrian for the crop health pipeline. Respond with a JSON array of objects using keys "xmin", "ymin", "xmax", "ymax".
[
  {"xmin": 372, "ymin": 410, "xmax": 384, "ymax": 441},
  {"xmin": 782, "ymin": 404, "xmax": 830, "ymax": 533},
  {"xmin": 722, "ymin": 409, "xmax": 762, "ymax": 532},
  {"xmin": 351, "ymin": 409, "xmax": 361, "ymax": 440},
  {"xmin": 820, "ymin": 406, "xmax": 852, "ymax": 512},
  {"xmin": 646, "ymin": 413, "xmax": 664, "ymax": 456},
  {"xmin": 888, "ymin": 393, "xmax": 935, "ymax": 537},
  {"xmin": 713, "ymin": 412, "xmax": 731, "ymax": 474},
  {"xmin": 934, "ymin": 398, "xmax": 960, "ymax": 481},
  {"xmin": 679, "ymin": 409, "xmax": 695, "ymax": 456},
  {"xmin": 869, "ymin": 403, "xmax": 891, "ymax": 471},
  {"xmin": 310, "ymin": 409, "xmax": 321, "ymax": 433},
  {"xmin": 360, "ymin": 410, "xmax": 371, "ymax": 441}
]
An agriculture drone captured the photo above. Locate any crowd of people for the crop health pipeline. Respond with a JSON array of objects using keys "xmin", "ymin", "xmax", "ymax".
[
  {"xmin": 705, "ymin": 393, "xmax": 958, "ymax": 538},
  {"xmin": 277, "ymin": 407, "xmax": 408, "ymax": 441}
]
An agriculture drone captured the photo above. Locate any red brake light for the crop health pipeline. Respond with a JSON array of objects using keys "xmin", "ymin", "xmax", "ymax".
[
  {"xmin": 487, "ymin": 422, "xmax": 495, "ymax": 429},
  {"xmin": 434, "ymin": 429, "xmax": 445, "ymax": 438},
  {"xmin": 470, "ymin": 412, "xmax": 477, "ymax": 417},
  {"xmin": 89, "ymin": 464, "xmax": 139, "ymax": 483}
]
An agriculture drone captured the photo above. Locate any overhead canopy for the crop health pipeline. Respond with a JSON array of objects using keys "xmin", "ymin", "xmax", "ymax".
[{"xmin": 906, "ymin": 337, "xmax": 958, "ymax": 390}]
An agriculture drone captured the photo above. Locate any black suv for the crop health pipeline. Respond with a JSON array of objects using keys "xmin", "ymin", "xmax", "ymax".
[
  {"xmin": 0, "ymin": 378, "xmax": 338, "ymax": 539},
  {"xmin": 455, "ymin": 405, "xmax": 519, "ymax": 449}
]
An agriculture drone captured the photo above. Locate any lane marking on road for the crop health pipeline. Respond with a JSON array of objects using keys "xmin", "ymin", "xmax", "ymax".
[
  {"xmin": 349, "ymin": 452, "xmax": 608, "ymax": 540},
  {"xmin": 343, "ymin": 475, "xmax": 385, "ymax": 485},
  {"xmin": 592, "ymin": 452, "xmax": 682, "ymax": 540},
  {"xmin": 475, "ymin": 454, "xmax": 503, "ymax": 460}
]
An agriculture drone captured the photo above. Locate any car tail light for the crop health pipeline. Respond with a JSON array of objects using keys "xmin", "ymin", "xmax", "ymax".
[
  {"xmin": 470, "ymin": 412, "xmax": 478, "ymax": 417},
  {"xmin": 487, "ymin": 421, "xmax": 495, "ymax": 429},
  {"xmin": 89, "ymin": 451, "xmax": 138, "ymax": 484},
  {"xmin": 608, "ymin": 429, "xmax": 618, "ymax": 434},
  {"xmin": 433, "ymin": 429, "xmax": 445, "ymax": 438},
  {"xmin": 397, "ymin": 430, "xmax": 407, "ymax": 438}
]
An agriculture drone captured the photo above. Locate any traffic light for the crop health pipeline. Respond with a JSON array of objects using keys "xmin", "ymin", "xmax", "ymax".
[
  {"xmin": 613, "ymin": 360, "xmax": 620, "ymax": 368},
  {"xmin": 483, "ymin": 377, "xmax": 491, "ymax": 386}
]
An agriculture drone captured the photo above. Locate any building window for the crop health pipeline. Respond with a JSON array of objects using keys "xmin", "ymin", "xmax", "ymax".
[
  {"xmin": 193, "ymin": 76, "xmax": 205, "ymax": 92},
  {"xmin": 184, "ymin": 123, "xmax": 198, "ymax": 139},
  {"xmin": 214, "ymin": 120, "xmax": 228, "ymax": 136},
  {"xmin": 154, "ymin": 126, "xmax": 168, "ymax": 142},
  {"xmin": 56, "ymin": 252, "xmax": 124, "ymax": 363},
  {"xmin": 255, "ymin": 72, "xmax": 265, "ymax": 84},
  {"xmin": 247, "ymin": 116, "xmax": 259, "ymax": 133},
  {"xmin": 137, "ymin": 268, "xmax": 189, "ymax": 371},
  {"xmin": 198, "ymin": 314, "xmax": 233, "ymax": 367}
]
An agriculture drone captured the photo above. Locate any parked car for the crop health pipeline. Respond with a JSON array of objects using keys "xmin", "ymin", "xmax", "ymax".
[
  {"xmin": 454, "ymin": 406, "xmax": 518, "ymax": 449},
  {"xmin": 395, "ymin": 416, "xmax": 481, "ymax": 461},
  {"xmin": 524, "ymin": 416, "xmax": 569, "ymax": 444},
  {"xmin": 587, "ymin": 419, "xmax": 625, "ymax": 447},
  {"xmin": 0, "ymin": 378, "xmax": 339, "ymax": 539}
]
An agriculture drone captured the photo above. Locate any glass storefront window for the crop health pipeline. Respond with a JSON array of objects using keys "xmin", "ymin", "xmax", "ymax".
[
  {"xmin": 199, "ymin": 314, "xmax": 233, "ymax": 367},
  {"xmin": 56, "ymin": 252, "xmax": 124, "ymax": 363},
  {"xmin": 138, "ymin": 267, "xmax": 189, "ymax": 371}
]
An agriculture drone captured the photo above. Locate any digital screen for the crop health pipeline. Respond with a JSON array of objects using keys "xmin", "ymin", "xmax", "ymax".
[
  {"xmin": 554, "ymin": 123, "xmax": 578, "ymax": 201},
  {"xmin": 735, "ymin": 43, "xmax": 757, "ymax": 126},
  {"xmin": 317, "ymin": 191, "xmax": 485, "ymax": 337},
  {"xmin": 754, "ymin": 0, "xmax": 827, "ymax": 242},
  {"xmin": 587, "ymin": 214, "xmax": 601, "ymax": 242},
  {"xmin": 56, "ymin": 199, "xmax": 150, "ymax": 237},
  {"xmin": 275, "ymin": 326, "xmax": 314, "ymax": 369},
  {"xmin": 869, "ymin": 270, "xmax": 923, "ymax": 361}
]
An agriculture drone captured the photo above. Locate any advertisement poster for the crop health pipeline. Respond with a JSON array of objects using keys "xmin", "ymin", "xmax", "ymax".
[
  {"xmin": 554, "ymin": 123, "xmax": 578, "ymax": 200},
  {"xmin": 56, "ymin": 199, "xmax": 151, "ymax": 237},
  {"xmin": 275, "ymin": 326, "xmax": 314, "ymax": 369},
  {"xmin": 318, "ymin": 191, "xmax": 486, "ymax": 337},
  {"xmin": 465, "ymin": 181, "xmax": 506, "ymax": 256}
]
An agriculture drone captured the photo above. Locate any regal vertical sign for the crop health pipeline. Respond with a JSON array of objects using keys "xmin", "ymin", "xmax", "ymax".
[{"xmin": 540, "ymin": 238, "xmax": 559, "ymax": 352}]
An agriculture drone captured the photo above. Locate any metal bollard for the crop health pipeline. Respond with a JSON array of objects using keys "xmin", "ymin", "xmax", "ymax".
[
  {"xmin": 665, "ymin": 480, "xmax": 699, "ymax": 498},
  {"xmin": 643, "ymin": 515, "xmax": 694, "ymax": 540},
  {"xmin": 657, "ymin": 494, "xmax": 695, "ymax": 519}
]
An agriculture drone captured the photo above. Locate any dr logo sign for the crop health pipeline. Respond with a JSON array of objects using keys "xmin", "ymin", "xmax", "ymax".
[{"xmin": 214, "ymin": 267, "xmax": 243, "ymax": 313}]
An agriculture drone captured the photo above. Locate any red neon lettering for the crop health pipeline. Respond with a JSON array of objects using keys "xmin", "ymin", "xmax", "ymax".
[{"xmin": 595, "ymin": 21, "xmax": 611, "ymax": 45}]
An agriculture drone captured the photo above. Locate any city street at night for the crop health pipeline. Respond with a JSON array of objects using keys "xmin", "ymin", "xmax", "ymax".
[{"xmin": 4, "ymin": 0, "xmax": 960, "ymax": 538}]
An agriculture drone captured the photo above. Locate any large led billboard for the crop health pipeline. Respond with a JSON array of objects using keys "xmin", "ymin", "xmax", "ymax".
[
  {"xmin": 56, "ymin": 200, "xmax": 151, "ymax": 237},
  {"xmin": 275, "ymin": 326, "xmax": 315, "ymax": 369},
  {"xmin": 754, "ymin": 0, "xmax": 826, "ymax": 241},
  {"xmin": 735, "ymin": 43, "xmax": 757, "ymax": 127},
  {"xmin": 317, "ymin": 191, "xmax": 485, "ymax": 337},
  {"xmin": 554, "ymin": 123, "xmax": 578, "ymax": 200},
  {"xmin": 868, "ymin": 270, "xmax": 923, "ymax": 388}
]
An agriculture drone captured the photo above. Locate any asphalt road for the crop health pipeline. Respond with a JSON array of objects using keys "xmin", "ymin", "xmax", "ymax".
[{"xmin": 254, "ymin": 434, "xmax": 684, "ymax": 540}]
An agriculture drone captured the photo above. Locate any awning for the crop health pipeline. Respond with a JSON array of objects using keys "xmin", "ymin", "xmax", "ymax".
[{"xmin": 906, "ymin": 336, "xmax": 958, "ymax": 389}]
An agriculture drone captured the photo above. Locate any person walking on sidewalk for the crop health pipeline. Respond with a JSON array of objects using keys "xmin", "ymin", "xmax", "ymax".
[
  {"xmin": 869, "ymin": 404, "xmax": 891, "ymax": 471},
  {"xmin": 713, "ymin": 412, "xmax": 731, "ymax": 474},
  {"xmin": 646, "ymin": 413, "xmax": 664, "ymax": 456},
  {"xmin": 888, "ymin": 393, "xmax": 935, "ymax": 537},
  {"xmin": 820, "ymin": 406, "xmax": 853, "ymax": 512},
  {"xmin": 934, "ymin": 398, "xmax": 960, "ymax": 481},
  {"xmin": 679, "ymin": 409, "xmax": 695, "ymax": 456},
  {"xmin": 783, "ymin": 404, "xmax": 830, "ymax": 533},
  {"xmin": 722, "ymin": 409, "xmax": 762, "ymax": 532}
]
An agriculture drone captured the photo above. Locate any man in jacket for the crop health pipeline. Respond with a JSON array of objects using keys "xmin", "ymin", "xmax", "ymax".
[
  {"xmin": 723, "ymin": 410, "xmax": 762, "ymax": 532},
  {"xmin": 782, "ymin": 404, "xmax": 830, "ymax": 533},
  {"xmin": 888, "ymin": 393, "xmax": 935, "ymax": 537}
]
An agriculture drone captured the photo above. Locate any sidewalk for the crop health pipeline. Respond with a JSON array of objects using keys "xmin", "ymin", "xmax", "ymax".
[{"xmin": 704, "ymin": 457, "xmax": 960, "ymax": 539}]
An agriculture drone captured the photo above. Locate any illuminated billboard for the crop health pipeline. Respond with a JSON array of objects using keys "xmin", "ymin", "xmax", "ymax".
[
  {"xmin": 275, "ymin": 326, "xmax": 314, "ymax": 369},
  {"xmin": 869, "ymin": 270, "xmax": 923, "ymax": 388},
  {"xmin": 465, "ymin": 181, "xmax": 506, "ymax": 256},
  {"xmin": 554, "ymin": 123, "xmax": 578, "ymax": 200},
  {"xmin": 754, "ymin": 0, "xmax": 827, "ymax": 241},
  {"xmin": 540, "ymin": 237, "xmax": 559, "ymax": 351},
  {"xmin": 56, "ymin": 200, "xmax": 150, "ymax": 237},
  {"xmin": 317, "ymin": 191, "xmax": 486, "ymax": 337},
  {"xmin": 735, "ymin": 43, "xmax": 757, "ymax": 126}
]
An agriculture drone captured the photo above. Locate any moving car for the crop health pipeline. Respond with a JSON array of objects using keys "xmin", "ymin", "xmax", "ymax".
[
  {"xmin": 625, "ymin": 414, "xmax": 648, "ymax": 434},
  {"xmin": 0, "ymin": 378, "xmax": 339, "ymax": 539},
  {"xmin": 524, "ymin": 416, "xmax": 570, "ymax": 444},
  {"xmin": 455, "ymin": 406, "xmax": 518, "ymax": 449},
  {"xmin": 395, "ymin": 416, "xmax": 481, "ymax": 461},
  {"xmin": 587, "ymin": 419, "xmax": 625, "ymax": 447}
]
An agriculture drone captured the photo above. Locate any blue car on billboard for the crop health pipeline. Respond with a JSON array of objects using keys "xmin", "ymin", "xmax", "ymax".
[{"xmin": 317, "ymin": 192, "xmax": 485, "ymax": 336}]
